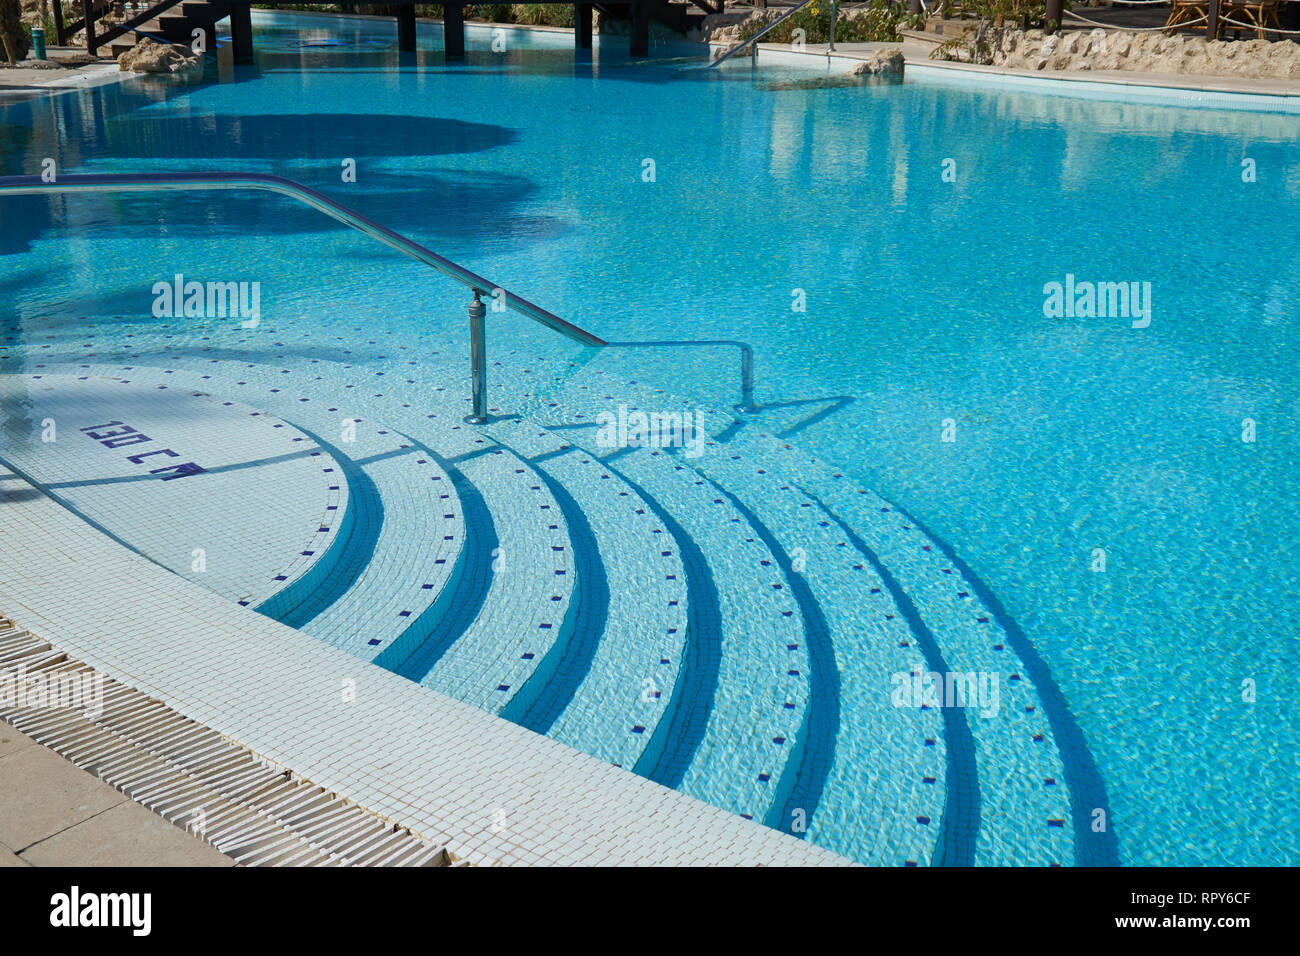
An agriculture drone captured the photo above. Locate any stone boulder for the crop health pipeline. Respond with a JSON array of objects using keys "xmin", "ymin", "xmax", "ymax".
[
  {"xmin": 118, "ymin": 37, "xmax": 203, "ymax": 81},
  {"xmin": 688, "ymin": 11, "xmax": 757, "ymax": 44},
  {"xmin": 852, "ymin": 48, "xmax": 905, "ymax": 75}
]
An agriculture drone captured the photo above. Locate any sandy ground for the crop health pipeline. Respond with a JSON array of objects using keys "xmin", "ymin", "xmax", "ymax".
[{"xmin": 0, "ymin": 45, "xmax": 123, "ymax": 102}]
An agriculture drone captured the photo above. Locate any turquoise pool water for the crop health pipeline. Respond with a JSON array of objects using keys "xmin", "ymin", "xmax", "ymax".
[{"xmin": 1, "ymin": 13, "xmax": 1296, "ymax": 866}]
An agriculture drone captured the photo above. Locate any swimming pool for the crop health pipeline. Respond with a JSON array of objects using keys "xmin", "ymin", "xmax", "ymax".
[{"xmin": 1, "ymin": 12, "xmax": 1296, "ymax": 866}]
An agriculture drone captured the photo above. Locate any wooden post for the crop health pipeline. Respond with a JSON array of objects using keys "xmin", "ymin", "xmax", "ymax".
[
  {"xmin": 1044, "ymin": 0, "xmax": 1062, "ymax": 34},
  {"xmin": 82, "ymin": 0, "xmax": 97, "ymax": 55},
  {"xmin": 53, "ymin": 0, "xmax": 67, "ymax": 46},
  {"xmin": 231, "ymin": 1, "xmax": 254, "ymax": 64},
  {"xmin": 1207, "ymin": 0, "xmax": 1221, "ymax": 39},
  {"xmin": 575, "ymin": 3, "xmax": 593, "ymax": 49},
  {"xmin": 445, "ymin": 3, "xmax": 465, "ymax": 59},
  {"xmin": 397, "ymin": 4, "xmax": 416, "ymax": 52},
  {"xmin": 631, "ymin": 1, "xmax": 649, "ymax": 57}
]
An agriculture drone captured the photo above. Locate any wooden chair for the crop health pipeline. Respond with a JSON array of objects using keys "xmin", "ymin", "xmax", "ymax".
[
  {"xmin": 1165, "ymin": 0, "xmax": 1212, "ymax": 34},
  {"xmin": 1220, "ymin": 0, "xmax": 1283, "ymax": 38}
]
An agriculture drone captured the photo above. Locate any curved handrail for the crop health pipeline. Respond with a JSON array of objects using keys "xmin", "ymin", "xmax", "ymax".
[
  {"xmin": 0, "ymin": 171, "xmax": 759, "ymax": 415},
  {"xmin": 0, "ymin": 171, "xmax": 606, "ymax": 348},
  {"xmin": 708, "ymin": 0, "xmax": 818, "ymax": 67},
  {"xmin": 604, "ymin": 340, "xmax": 754, "ymax": 413}
]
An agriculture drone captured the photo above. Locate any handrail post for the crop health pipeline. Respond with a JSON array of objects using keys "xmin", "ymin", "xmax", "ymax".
[
  {"xmin": 738, "ymin": 344, "xmax": 755, "ymax": 413},
  {"xmin": 466, "ymin": 289, "xmax": 489, "ymax": 424},
  {"xmin": 828, "ymin": 0, "xmax": 837, "ymax": 53}
]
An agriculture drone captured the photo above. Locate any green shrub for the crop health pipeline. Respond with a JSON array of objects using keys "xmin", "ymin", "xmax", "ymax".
[
  {"xmin": 738, "ymin": 0, "xmax": 923, "ymax": 45},
  {"xmin": 510, "ymin": 3, "xmax": 574, "ymax": 26}
]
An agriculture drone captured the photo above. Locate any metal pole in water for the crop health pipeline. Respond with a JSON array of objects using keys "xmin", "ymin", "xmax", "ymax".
[
  {"xmin": 466, "ymin": 289, "xmax": 489, "ymax": 424},
  {"xmin": 738, "ymin": 345, "xmax": 756, "ymax": 413}
]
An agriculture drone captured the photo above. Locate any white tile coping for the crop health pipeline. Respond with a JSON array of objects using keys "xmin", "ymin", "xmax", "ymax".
[{"xmin": 0, "ymin": 466, "xmax": 852, "ymax": 866}]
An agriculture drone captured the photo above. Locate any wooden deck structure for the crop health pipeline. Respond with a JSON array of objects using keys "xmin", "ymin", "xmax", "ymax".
[{"xmin": 56, "ymin": 0, "xmax": 716, "ymax": 64}]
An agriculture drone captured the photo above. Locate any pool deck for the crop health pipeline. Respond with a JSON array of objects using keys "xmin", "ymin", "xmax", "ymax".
[
  {"xmin": 0, "ymin": 47, "xmax": 122, "ymax": 103},
  {"xmin": 772, "ymin": 37, "xmax": 1300, "ymax": 99}
]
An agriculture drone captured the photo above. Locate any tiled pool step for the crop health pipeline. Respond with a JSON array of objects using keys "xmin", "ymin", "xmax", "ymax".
[
  {"xmin": 398, "ymin": 443, "xmax": 579, "ymax": 717},
  {"xmin": 43, "ymin": 364, "xmax": 578, "ymax": 704},
  {"xmin": 255, "ymin": 413, "xmax": 466, "ymax": 663},
  {"xmin": 0, "ymin": 630, "xmax": 450, "ymax": 866},
  {"xmin": 171, "ymin": 372, "xmax": 581, "ymax": 714},
  {"xmin": 0, "ymin": 374, "xmax": 348, "ymax": 610},
  {"xmin": 481, "ymin": 418, "xmax": 689, "ymax": 773},
  {"xmin": 602, "ymin": 447, "xmax": 812, "ymax": 827},
  {"xmin": 686, "ymin": 444, "xmax": 947, "ymax": 866},
  {"xmin": 393, "ymin": 369, "xmax": 945, "ymax": 864},
  {"xmin": 731, "ymin": 432, "xmax": 1076, "ymax": 866}
]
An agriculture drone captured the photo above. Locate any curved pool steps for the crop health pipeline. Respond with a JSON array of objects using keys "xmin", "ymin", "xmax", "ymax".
[
  {"xmin": 139, "ymin": 362, "xmax": 585, "ymax": 722},
  {"xmin": 68, "ymin": 364, "xmax": 578, "ymax": 702},
  {"xmin": 229, "ymin": 353, "xmax": 1065, "ymax": 864},
  {"xmin": 493, "ymin": 352, "xmax": 1082, "ymax": 866},
  {"xmin": 21, "ymin": 354, "xmax": 1086, "ymax": 867},
  {"xmin": 504, "ymin": 367, "xmax": 947, "ymax": 862},
  {"xmin": 482, "ymin": 418, "xmax": 689, "ymax": 772},
  {"xmin": 684, "ymin": 445, "xmax": 948, "ymax": 866},
  {"xmin": 43, "ymin": 362, "xmax": 585, "ymax": 721},
  {"xmin": 55, "ymin": 366, "xmax": 473, "ymax": 663},
  {"xmin": 606, "ymin": 447, "xmax": 812, "ymax": 826},
  {"xmin": 401, "ymin": 442, "xmax": 579, "ymax": 716},
  {"xmin": 730, "ymin": 431, "xmax": 1077, "ymax": 867}
]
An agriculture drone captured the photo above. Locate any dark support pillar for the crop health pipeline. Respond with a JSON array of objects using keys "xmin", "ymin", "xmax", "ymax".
[
  {"xmin": 1044, "ymin": 0, "xmax": 1062, "ymax": 34},
  {"xmin": 53, "ymin": 0, "xmax": 67, "ymax": 46},
  {"xmin": 397, "ymin": 4, "xmax": 416, "ymax": 52},
  {"xmin": 907, "ymin": 0, "xmax": 921, "ymax": 14},
  {"xmin": 1207, "ymin": 0, "xmax": 1221, "ymax": 39},
  {"xmin": 445, "ymin": 3, "xmax": 466, "ymax": 59},
  {"xmin": 575, "ymin": 4, "xmax": 593, "ymax": 49},
  {"xmin": 82, "ymin": 0, "xmax": 97, "ymax": 55},
  {"xmin": 231, "ymin": 2, "xmax": 254, "ymax": 64},
  {"xmin": 631, "ymin": 2, "xmax": 649, "ymax": 57}
]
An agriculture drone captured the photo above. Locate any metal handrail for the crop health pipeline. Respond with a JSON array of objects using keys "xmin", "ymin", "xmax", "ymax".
[
  {"xmin": 708, "ymin": 0, "xmax": 818, "ymax": 67},
  {"xmin": 604, "ymin": 340, "xmax": 754, "ymax": 413},
  {"xmin": 0, "ymin": 171, "xmax": 757, "ymax": 419}
]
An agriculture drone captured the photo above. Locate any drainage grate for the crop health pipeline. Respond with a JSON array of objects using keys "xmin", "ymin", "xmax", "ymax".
[{"xmin": 0, "ymin": 618, "xmax": 458, "ymax": 867}]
